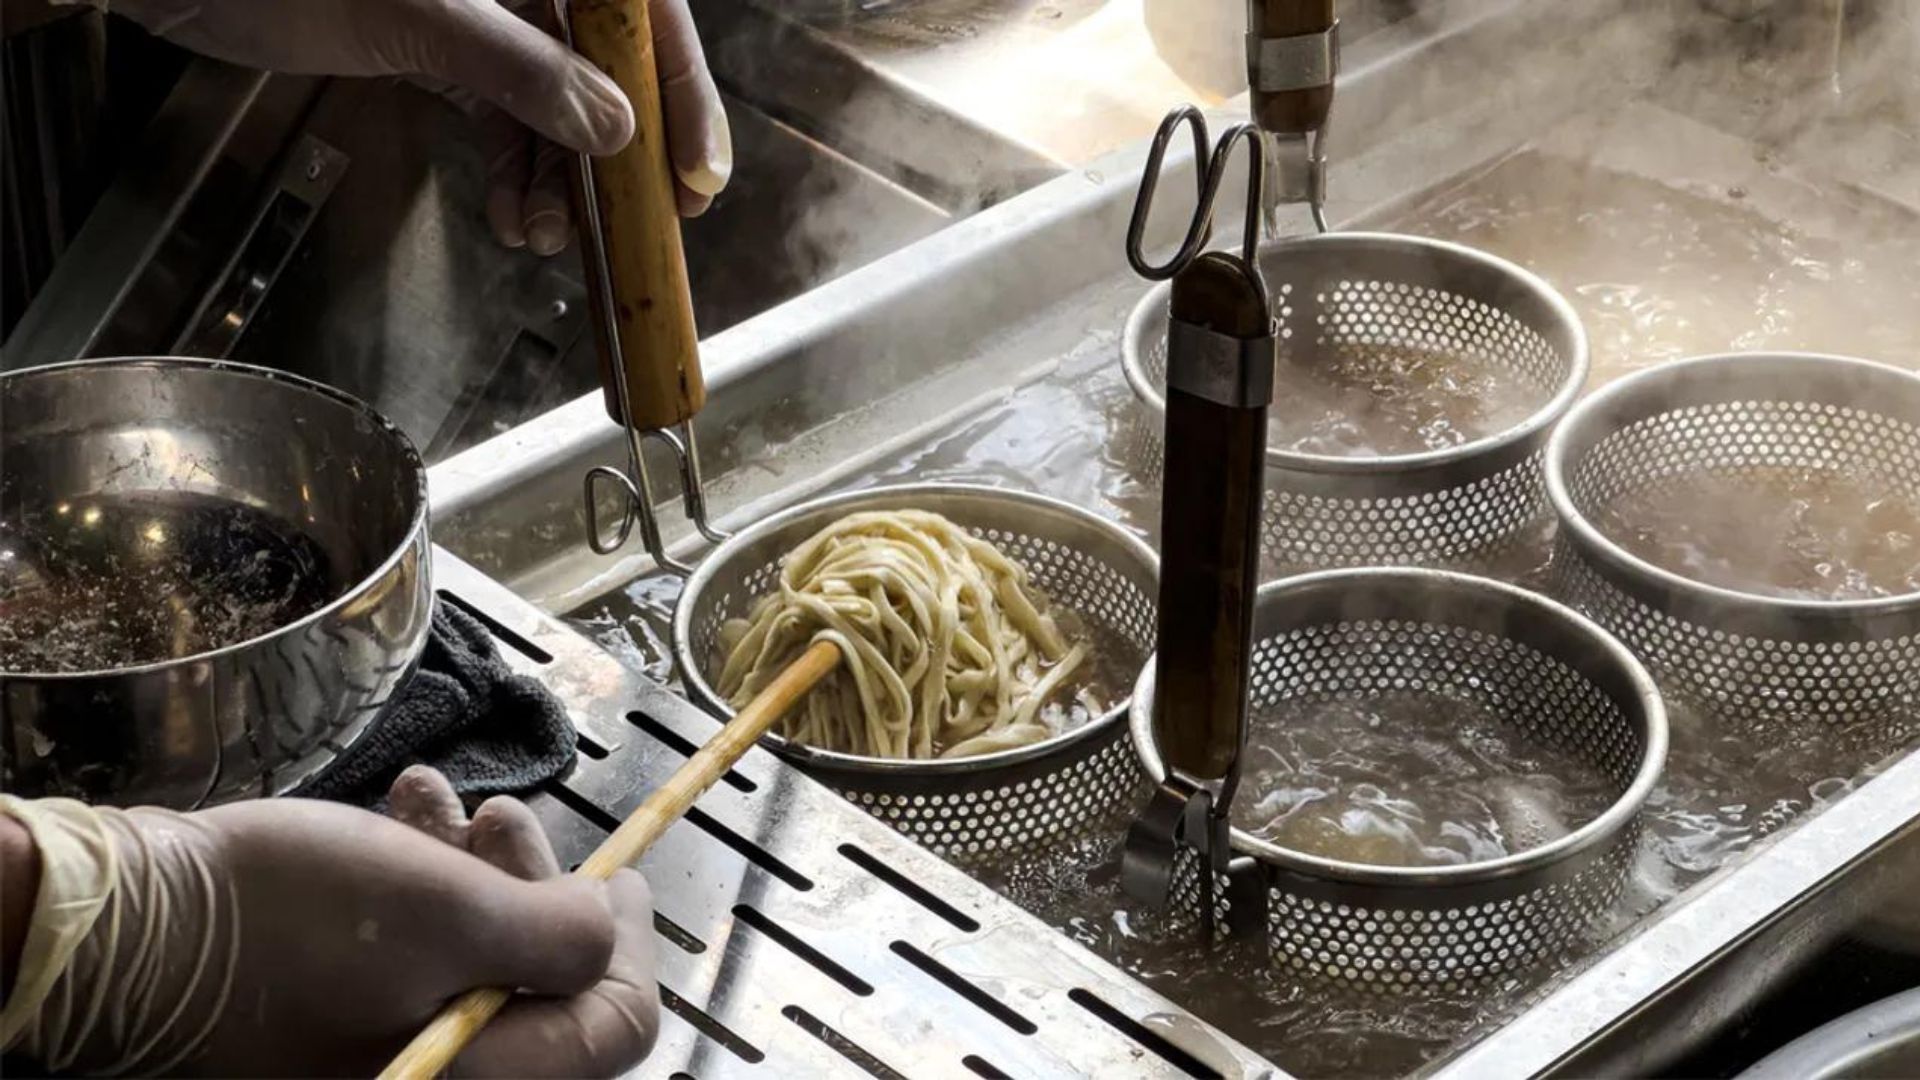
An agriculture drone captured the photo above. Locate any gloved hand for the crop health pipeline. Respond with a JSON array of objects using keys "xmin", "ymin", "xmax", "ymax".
[
  {"xmin": 89, "ymin": 0, "xmax": 732, "ymax": 254},
  {"xmin": 0, "ymin": 766, "xmax": 659, "ymax": 1077}
]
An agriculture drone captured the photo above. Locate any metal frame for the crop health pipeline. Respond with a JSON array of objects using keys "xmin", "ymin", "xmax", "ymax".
[{"xmin": 433, "ymin": 547, "xmax": 1281, "ymax": 1079}]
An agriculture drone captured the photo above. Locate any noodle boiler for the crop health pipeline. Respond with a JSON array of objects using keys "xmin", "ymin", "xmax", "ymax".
[{"xmin": 11, "ymin": 0, "xmax": 1920, "ymax": 1073}]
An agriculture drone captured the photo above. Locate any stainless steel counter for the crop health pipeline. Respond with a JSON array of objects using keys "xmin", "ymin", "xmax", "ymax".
[
  {"xmin": 434, "ymin": 547, "xmax": 1278, "ymax": 1079},
  {"xmin": 424, "ymin": 0, "xmax": 1920, "ymax": 1074}
]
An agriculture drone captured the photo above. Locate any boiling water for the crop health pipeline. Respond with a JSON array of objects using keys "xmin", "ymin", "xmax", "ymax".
[
  {"xmin": 1236, "ymin": 692, "xmax": 1617, "ymax": 867},
  {"xmin": 956, "ymin": 688, "xmax": 1895, "ymax": 1078},
  {"xmin": 1390, "ymin": 150, "xmax": 1920, "ymax": 385},
  {"xmin": 570, "ymin": 155, "xmax": 1920, "ymax": 1075},
  {"xmin": 1273, "ymin": 342, "xmax": 1547, "ymax": 457},
  {"xmin": 0, "ymin": 494, "xmax": 336, "ymax": 673},
  {"xmin": 1145, "ymin": 337, "xmax": 1548, "ymax": 458},
  {"xmin": 1597, "ymin": 466, "xmax": 1920, "ymax": 600},
  {"xmin": 573, "ymin": 342, "xmax": 1912, "ymax": 1073}
]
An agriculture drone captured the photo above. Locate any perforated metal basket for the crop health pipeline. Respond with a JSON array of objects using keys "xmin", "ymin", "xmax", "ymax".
[
  {"xmin": 1122, "ymin": 233, "xmax": 1588, "ymax": 573},
  {"xmin": 1131, "ymin": 569, "xmax": 1666, "ymax": 991},
  {"xmin": 1549, "ymin": 352, "xmax": 1920, "ymax": 726},
  {"xmin": 674, "ymin": 484, "xmax": 1158, "ymax": 859}
]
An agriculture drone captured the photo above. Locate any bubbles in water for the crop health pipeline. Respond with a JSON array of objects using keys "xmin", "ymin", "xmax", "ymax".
[
  {"xmin": 1235, "ymin": 692, "xmax": 1614, "ymax": 867},
  {"xmin": 1271, "ymin": 343, "xmax": 1548, "ymax": 458},
  {"xmin": 1391, "ymin": 150, "xmax": 1920, "ymax": 385},
  {"xmin": 1597, "ymin": 466, "xmax": 1920, "ymax": 600},
  {"xmin": 1, "ymin": 494, "xmax": 337, "ymax": 673},
  {"xmin": 1146, "ymin": 337, "xmax": 1549, "ymax": 459}
]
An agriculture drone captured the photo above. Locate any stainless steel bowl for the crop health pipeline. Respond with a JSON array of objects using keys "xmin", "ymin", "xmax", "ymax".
[
  {"xmin": 1, "ymin": 358, "xmax": 432, "ymax": 808},
  {"xmin": 1121, "ymin": 233, "xmax": 1589, "ymax": 572},
  {"xmin": 673, "ymin": 483, "xmax": 1159, "ymax": 859},
  {"xmin": 1132, "ymin": 568, "xmax": 1667, "ymax": 990}
]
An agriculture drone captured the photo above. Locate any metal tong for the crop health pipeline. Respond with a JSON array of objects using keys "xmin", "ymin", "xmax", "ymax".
[
  {"xmin": 1121, "ymin": 107, "xmax": 1275, "ymax": 941},
  {"xmin": 555, "ymin": 0, "xmax": 728, "ymax": 573}
]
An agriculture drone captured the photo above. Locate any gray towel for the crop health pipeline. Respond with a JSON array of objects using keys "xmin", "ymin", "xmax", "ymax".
[{"xmin": 295, "ymin": 603, "xmax": 575, "ymax": 807}]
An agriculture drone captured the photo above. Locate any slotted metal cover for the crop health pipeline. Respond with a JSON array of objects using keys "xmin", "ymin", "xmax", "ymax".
[{"xmin": 434, "ymin": 550, "xmax": 1279, "ymax": 1079}]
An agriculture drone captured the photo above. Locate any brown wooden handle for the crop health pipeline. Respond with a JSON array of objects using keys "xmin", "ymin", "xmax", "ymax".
[
  {"xmin": 570, "ymin": 0, "xmax": 704, "ymax": 431},
  {"xmin": 377, "ymin": 640, "xmax": 842, "ymax": 1080},
  {"xmin": 1152, "ymin": 254, "xmax": 1270, "ymax": 782}
]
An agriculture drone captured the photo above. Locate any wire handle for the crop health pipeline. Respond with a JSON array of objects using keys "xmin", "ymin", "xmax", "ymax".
[{"xmin": 1125, "ymin": 106, "xmax": 1267, "ymax": 282}]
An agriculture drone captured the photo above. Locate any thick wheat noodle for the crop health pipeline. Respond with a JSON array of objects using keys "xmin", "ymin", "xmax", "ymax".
[{"xmin": 715, "ymin": 510, "xmax": 1091, "ymax": 760}]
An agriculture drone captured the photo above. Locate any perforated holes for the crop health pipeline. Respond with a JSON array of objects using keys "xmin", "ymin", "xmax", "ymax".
[{"xmin": 1558, "ymin": 390, "xmax": 1920, "ymax": 724}]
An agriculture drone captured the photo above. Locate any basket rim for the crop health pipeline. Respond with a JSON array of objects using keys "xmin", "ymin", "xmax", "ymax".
[
  {"xmin": 1129, "ymin": 567, "xmax": 1669, "ymax": 888},
  {"xmin": 671, "ymin": 482, "xmax": 1160, "ymax": 777},
  {"xmin": 1545, "ymin": 351, "xmax": 1920, "ymax": 617},
  {"xmin": 1119, "ymin": 232, "xmax": 1591, "ymax": 475}
]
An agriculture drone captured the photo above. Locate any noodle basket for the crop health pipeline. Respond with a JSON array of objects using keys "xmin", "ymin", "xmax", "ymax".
[
  {"xmin": 1121, "ymin": 233, "xmax": 1587, "ymax": 573},
  {"xmin": 675, "ymin": 484, "xmax": 1158, "ymax": 858},
  {"xmin": 1131, "ymin": 569, "xmax": 1666, "ymax": 990},
  {"xmin": 1548, "ymin": 352, "xmax": 1920, "ymax": 727}
]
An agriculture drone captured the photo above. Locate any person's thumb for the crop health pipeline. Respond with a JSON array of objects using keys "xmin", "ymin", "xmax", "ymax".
[{"xmin": 422, "ymin": 1, "xmax": 635, "ymax": 156}]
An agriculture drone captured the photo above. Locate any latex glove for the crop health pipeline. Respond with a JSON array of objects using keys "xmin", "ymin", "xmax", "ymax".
[
  {"xmin": 92, "ymin": 0, "xmax": 732, "ymax": 254},
  {"xmin": 469, "ymin": 0, "xmax": 730, "ymax": 257},
  {"xmin": 0, "ymin": 769, "xmax": 658, "ymax": 1077}
]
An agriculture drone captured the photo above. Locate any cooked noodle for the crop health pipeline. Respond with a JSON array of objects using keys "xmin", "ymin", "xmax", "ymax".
[{"xmin": 715, "ymin": 510, "xmax": 1091, "ymax": 759}]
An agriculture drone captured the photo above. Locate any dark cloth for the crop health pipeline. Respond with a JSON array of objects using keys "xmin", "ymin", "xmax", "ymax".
[{"xmin": 295, "ymin": 603, "xmax": 574, "ymax": 808}]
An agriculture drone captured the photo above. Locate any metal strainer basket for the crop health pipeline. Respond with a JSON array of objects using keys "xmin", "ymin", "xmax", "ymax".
[
  {"xmin": 1131, "ymin": 569, "xmax": 1666, "ymax": 990},
  {"xmin": 1121, "ymin": 233, "xmax": 1588, "ymax": 572},
  {"xmin": 1548, "ymin": 352, "xmax": 1920, "ymax": 726},
  {"xmin": 674, "ymin": 484, "xmax": 1158, "ymax": 859}
]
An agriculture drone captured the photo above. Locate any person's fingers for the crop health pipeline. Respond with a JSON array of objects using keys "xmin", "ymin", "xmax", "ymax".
[
  {"xmin": 387, "ymin": 765, "xmax": 472, "ymax": 849},
  {"xmin": 468, "ymin": 796, "xmax": 564, "ymax": 881},
  {"xmin": 453, "ymin": 871, "xmax": 660, "ymax": 1078},
  {"xmin": 649, "ymin": 0, "xmax": 730, "ymax": 215},
  {"xmin": 523, "ymin": 138, "xmax": 574, "ymax": 257},
  {"xmin": 460, "ymin": 874, "xmax": 617, "ymax": 997},
  {"xmin": 479, "ymin": 107, "xmax": 534, "ymax": 249},
  {"xmin": 414, "ymin": 0, "xmax": 635, "ymax": 156}
]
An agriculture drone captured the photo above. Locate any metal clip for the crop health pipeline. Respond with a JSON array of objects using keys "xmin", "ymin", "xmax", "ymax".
[
  {"xmin": 1166, "ymin": 318, "xmax": 1277, "ymax": 408},
  {"xmin": 1260, "ymin": 127, "xmax": 1332, "ymax": 235},
  {"xmin": 1122, "ymin": 775, "xmax": 1265, "ymax": 942},
  {"xmin": 1246, "ymin": 21, "xmax": 1340, "ymax": 94}
]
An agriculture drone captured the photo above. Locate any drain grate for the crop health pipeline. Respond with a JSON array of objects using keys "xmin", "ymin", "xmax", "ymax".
[{"xmin": 434, "ymin": 549, "xmax": 1280, "ymax": 1079}]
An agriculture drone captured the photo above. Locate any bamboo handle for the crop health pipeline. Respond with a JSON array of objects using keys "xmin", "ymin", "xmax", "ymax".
[
  {"xmin": 378, "ymin": 640, "xmax": 842, "ymax": 1080},
  {"xmin": 570, "ymin": 0, "xmax": 704, "ymax": 431}
]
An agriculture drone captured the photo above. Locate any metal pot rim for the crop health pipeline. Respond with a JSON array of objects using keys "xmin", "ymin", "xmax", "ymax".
[
  {"xmin": 1119, "ymin": 231, "xmax": 1591, "ymax": 475},
  {"xmin": 1739, "ymin": 985, "xmax": 1920, "ymax": 1080},
  {"xmin": 671, "ymin": 481, "xmax": 1159, "ymax": 776},
  {"xmin": 1129, "ymin": 566, "xmax": 1669, "ymax": 888},
  {"xmin": 1545, "ymin": 351, "xmax": 1920, "ymax": 618},
  {"xmin": 0, "ymin": 356, "xmax": 430, "ymax": 680}
]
